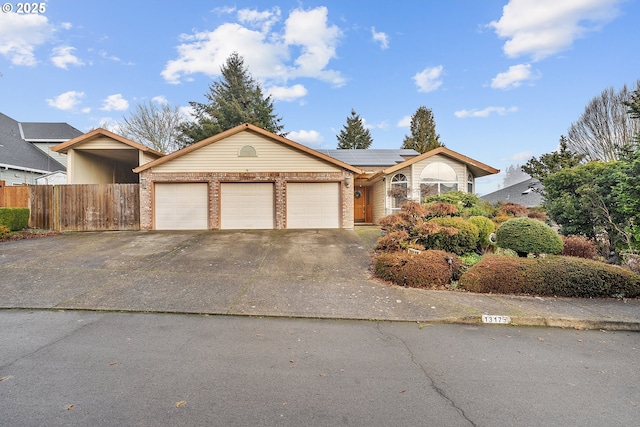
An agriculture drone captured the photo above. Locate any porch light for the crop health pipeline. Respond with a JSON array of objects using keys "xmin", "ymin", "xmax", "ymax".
[{"xmin": 345, "ymin": 176, "xmax": 352, "ymax": 188}]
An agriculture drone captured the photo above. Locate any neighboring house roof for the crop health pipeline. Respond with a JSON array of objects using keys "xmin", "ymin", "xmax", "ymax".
[
  {"xmin": 0, "ymin": 112, "xmax": 70, "ymax": 173},
  {"xmin": 318, "ymin": 149, "xmax": 419, "ymax": 167},
  {"xmin": 51, "ymin": 127, "xmax": 165, "ymax": 157},
  {"xmin": 480, "ymin": 178, "xmax": 544, "ymax": 208},
  {"xmin": 369, "ymin": 146, "xmax": 500, "ymax": 181},
  {"xmin": 19, "ymin": 122, "xmax": 82, "ymax": 142},
  {"xmin": 134, "ymin": 123, "xmax": 363, "ymax": 174}
]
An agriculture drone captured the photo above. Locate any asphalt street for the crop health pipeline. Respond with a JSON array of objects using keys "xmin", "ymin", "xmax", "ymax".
[{"xmin": 1, "ymin": 310, "xmax": 638, "ymax": 427}]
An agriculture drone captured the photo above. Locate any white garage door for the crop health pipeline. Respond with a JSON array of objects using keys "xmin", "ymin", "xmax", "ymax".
[
  {"xmin": 155, "ymin": 183, "xmax": 208, "ymax": 230},
  {"xmin": 220, "ymin": 183, "xmax": 274, "ymax": 229},
  {"xmin": 287, "ymin": 182, "xmax": 340, "ymax": 229}
]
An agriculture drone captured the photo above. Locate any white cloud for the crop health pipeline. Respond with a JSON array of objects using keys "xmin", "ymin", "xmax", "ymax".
[
  {"xmin": 101, "ymin": 94, "xmax": 129, "ymax": 111},
  {"xmin": 51, "ymin": 45, "xmax": 84, "ymax": 69},
  {"xmin": 179, "ymin": 105, "xmax": 196, "ymax": 122},
  {"xmin": 237, "ymin": 7, "xmax": 281, "ymax": 33},
  {"xmin": 371, "ymin": 27, "xmax": 389, "ymax": 49},
  {"xmin": 489, "ymin": 0, "xmax": 621, "ymax": 61},
  {"xmin": 46, "ymin": 91, "xmax": 85, "ymax": 110},
  {"xmin": 152, "ymin": 95, "xmax": 168, "ymax": 105},
  {"xmin": 267, "ymin": 84, "xmax": 308, "ymax": 102},
  {"xmin": 0, "ymin": 12, "xmax": 54, "ymax": 66},
  {"xmin": 413, "ymin": 65, "xmax": 444, "ymax": 92},
  {"xmin": 288, "ymin": 129, "xmax": 324, "ymax": 147},
  {"xmin": 454, "ymin": 106, "xmax": 518, "ymax": 118},
  {"xmin": 61, "ymin": 22, "xmax": 73, "ymax": 30},
  {"xmin": 162, "ymin": 6, "xmax": 344, "ymax": 88},
  {"xmin": 397, "ymin": 116, "xmax": 411, "ymax": 127},
  {"xmin": 491, "ymin": 63, "xmax": 538, "ymax": 89}
]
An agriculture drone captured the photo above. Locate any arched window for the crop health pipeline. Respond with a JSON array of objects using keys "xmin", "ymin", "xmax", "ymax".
[
  {"xmin": 238, "ymin": 145, "xmax": 257, "ymax": 157},
  {"xmin": 389, "ymin": 173, "xmax": 408, "ymax": 210},
  {"xmin": 420, "ymin": 162, "xmax": 458, "ymax": 198},
  {"xmin": 467, "ymin": 174, "xmax": 474, "ymax": 194}
]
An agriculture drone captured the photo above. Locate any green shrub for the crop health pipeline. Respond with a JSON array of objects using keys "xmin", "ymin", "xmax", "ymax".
[
  {"xmin": 0, "ymin": 208, "xmax": 29, "ymax": 231},
  {"xmin": 0, "ymin": 225, "xmax": 10, "ymax": 239},
  {"xmin": 460, "ymin": 255, "xmax": 640, "ymax": 298},
  {"xmin": 374, "ymin": 250, "xmax": 461, "ymax": 289},
  {"xmin": 419, "ymin": 217, "xmax": 479, "ymax": 255},
  {"xmin": 561, "ymin": 235, "xmax": 598, "ymax": 260},
  {"xmin": 496, "ymin": 217, "xmax": 563, "ymax": 256},
  {"xmin": 468, "ymin": 216, "xmax": 495, "ymax": 249}
]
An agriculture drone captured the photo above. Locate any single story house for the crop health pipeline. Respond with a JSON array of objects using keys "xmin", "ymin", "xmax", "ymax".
[
  {"xmin": 51, "ymin": 128, "xmax": 164, "ymax": 184},
  {"xmin": 53, "ymin": 123, "xmax": 499, "ymax": 230},
  {"xmin": 133, "ymin": 123, "xmax": 362, "ymax": 230},
  {"xmin": 0, "ymin": 112, "xmax": 81, "ymax": 186},
  {"xmin": 322, "ymin": 146, "xmax": 499, "ymax": 224},
  {"xmin": 480, "ymin": 178, "xmax": 543, "ymax": 208}
]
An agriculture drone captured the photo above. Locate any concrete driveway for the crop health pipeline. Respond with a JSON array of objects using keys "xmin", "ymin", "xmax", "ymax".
[{"xmin": 0, "ymin": 229, "xmax": 443, "ymax": 320}]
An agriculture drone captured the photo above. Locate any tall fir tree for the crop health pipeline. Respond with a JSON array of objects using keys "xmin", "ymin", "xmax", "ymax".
[
  {"xmin": 178, "ymin": 52, "xmax": 285, "ymax": 146},
  {"xmin": 521, "ymin": 135, "xmax": 585, "ymax": 181},
  {"xmin": 336, "ymin": 109, "xmax": 373, "ymax": 149},
  {"xmin": 401, "ymin": 106, "xmax": 443, "ymax": 153}
]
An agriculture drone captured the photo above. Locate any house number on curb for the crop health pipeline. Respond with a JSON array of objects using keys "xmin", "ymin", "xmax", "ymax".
[{"xmin": 482, "ymin": 315, "xmax": 511, "ymax": 324}]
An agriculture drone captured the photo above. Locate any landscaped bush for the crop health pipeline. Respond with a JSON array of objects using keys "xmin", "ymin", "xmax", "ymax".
[
  {"xmin": 419, "ymin": 217, "xmax": 479, "ymax": 255},
  {"xmin": 468, "ymin": 215, "xmax": 495, "ymax": 250},
  {"xmin": 423, "ymin": 201, "xmax": 459, "ymax": 218},
  {"xmin": 496, "ymin": 217, "xmax": 563, "ymax": 257},
  {"xmin": 374, "ymin": 250, "xmax": 462, "ymax": 289},
  {"xmin": 0, "ymin": 225, "xmax": 10, "ymax": 239},
  {"xmin": 497, "ymin": 202, "xmax": 528, "ymax": 217},
  {"xmin": 561, "ymin": 235, "xmax": 599, "ymax": 260},
  {"xmin": 0, "ymin": 208, "xmax": 29, "ymax": 231},
  {"xmin": 460, "ymin": 255, "xmax": 640, "ymax": 298}
]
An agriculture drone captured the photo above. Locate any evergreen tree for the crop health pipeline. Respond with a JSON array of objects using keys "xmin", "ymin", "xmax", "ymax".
[
  {"xmin": 178, "ymin": 52, "xmax": 285, "ymax": 146},
  {"xmin": 521, "ymin": 136, "xmax": 585, "ymax": 181},
  {"xmin": 336, "ymin": 109, "xmax": 373, "ymax": 149},
  {"xmin": 401, "ymin": 106, "xmax": 443, "ymax": 153}
]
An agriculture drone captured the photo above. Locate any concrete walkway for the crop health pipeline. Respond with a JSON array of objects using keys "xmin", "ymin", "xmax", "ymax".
[{"xmin": 0, "ymin": 228, "xmax": 638, "ymax": 331}]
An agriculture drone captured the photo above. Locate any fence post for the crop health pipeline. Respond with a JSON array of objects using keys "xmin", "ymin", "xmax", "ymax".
[{"xmin": 0, "ymin": 180, "xmax": 4, "ymax": 206}]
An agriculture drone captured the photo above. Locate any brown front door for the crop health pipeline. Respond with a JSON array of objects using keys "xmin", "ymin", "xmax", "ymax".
[{"xmin": 354, "ymin": 186, "xmax": 369, "ymax": 223}]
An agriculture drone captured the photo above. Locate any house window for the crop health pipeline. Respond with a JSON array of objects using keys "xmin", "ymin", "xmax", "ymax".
[
  {"xmin": 238, "ymin": 145, "xmax": 257, "ymax": 157},
  {"xmin": 389, "ymin": 173, "xmax": 408, "ymax": 210},
  {"xmin": 420, "ymin": 162, "xmax": 458, "ymax": 199},
  {"xmin": 467, "ymin": 174, "xmax": 474, "ymax": 194}
]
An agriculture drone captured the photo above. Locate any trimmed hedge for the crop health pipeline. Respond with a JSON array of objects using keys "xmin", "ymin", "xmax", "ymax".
[
  {"xmin": 460, "ymin": 254, "xmax": 640, "ymax": 298},
  {"xmin": 468, "ymin": 215, "xmax": 495, "ymax": 249},
  {"xmin": 419, "ymin": 217, "xmax": 479, "ymax": 255},
  {"xmin": 0, "ymin": 208, "xmax": 29, "ymax": 231},
  {"xmin": 496, "ymin": 217, "xmax": 563, "ymax": 256},
  {"xmin": 375, "ymin": 250, "xmax": 462, "ymax": 289}
]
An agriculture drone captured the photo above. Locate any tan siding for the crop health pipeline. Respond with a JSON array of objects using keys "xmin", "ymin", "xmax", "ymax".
[
  {"xmin": 78, "ymin": 136, "xmax": 136, "ymax": 150},
  {"xmin": 372, "ymin": 180, "xmax": 387, "ymax": 224},
  {"xmin": 70, "ymin": 150, "xmax": 114, "ymax": 184},
  {"xmin": 153, "ymin": 133, "xmax": 339, "ymax": 173}
]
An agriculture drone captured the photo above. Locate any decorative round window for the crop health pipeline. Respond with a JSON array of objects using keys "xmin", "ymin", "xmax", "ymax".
[{"xmin": 354, "ymin": 190, "xmax": 362, "ymax": 199}]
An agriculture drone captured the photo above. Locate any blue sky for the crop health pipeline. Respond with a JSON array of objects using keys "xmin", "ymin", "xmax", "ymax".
[{"xmin": 1, "ymin": 0, "xmax": 638, "ymax": 194}]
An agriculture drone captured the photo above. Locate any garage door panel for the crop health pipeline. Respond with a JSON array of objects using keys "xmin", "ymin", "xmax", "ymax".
[
  {"xmin": 155, "ymin": 183, "xmax": 208, "ymax": 230},
  {"xmin": 221, "ymin": 183, "xmax": 274, "ymax": 229},
  {"xmin": 287, "ymin": 183, "xmax": 340, "ymax": 229}
]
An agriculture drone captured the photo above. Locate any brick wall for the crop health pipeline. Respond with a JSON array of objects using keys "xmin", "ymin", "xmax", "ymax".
[{"xmin": 139, "ymin": 170, "xmax": 355, "ymax": 230}]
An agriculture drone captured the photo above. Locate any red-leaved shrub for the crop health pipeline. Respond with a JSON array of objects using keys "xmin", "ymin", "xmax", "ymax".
[
  {"xmin": 561, "ymin": 235, "xmax": 599, "ymax": 260},
  {"xmin": 374, "ymin": 250, "xmax": 461, "ymax": 289}
]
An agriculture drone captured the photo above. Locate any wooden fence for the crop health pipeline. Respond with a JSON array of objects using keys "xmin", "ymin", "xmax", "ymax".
[
  {"xmin": 25, "ymin": 184, "xmax": 140, "ymax": 231},
  {"xmin": 0, "ymin": 181, "xmax": 30, "ymax": 208}
]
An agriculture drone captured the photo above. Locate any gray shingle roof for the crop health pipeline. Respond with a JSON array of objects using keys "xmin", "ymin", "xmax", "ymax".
[
  {"xmin": 20, "ymin": 121, "xmax": 82, "ymax": 141},
  {"xmin": 0, "ymin": 112, "xmax": 75, "ymax": 172},
  {"xmin": 318, "ymin": 149, "xmax": 419, "ymax": 167},
  {"xmin": 480, "ymin": 178, "xmax": 544, "ymax": 208}
]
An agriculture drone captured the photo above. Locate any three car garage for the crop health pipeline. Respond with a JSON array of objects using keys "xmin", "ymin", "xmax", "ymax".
[{"xmin": 136, "ymin": 124, "xmax": 360, "ymax": 231}]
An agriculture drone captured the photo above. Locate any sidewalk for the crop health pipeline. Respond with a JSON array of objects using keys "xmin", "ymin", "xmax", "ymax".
[{"xmin": 0, "ymin": 229, "xmax": 638, "ymax": 331}]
